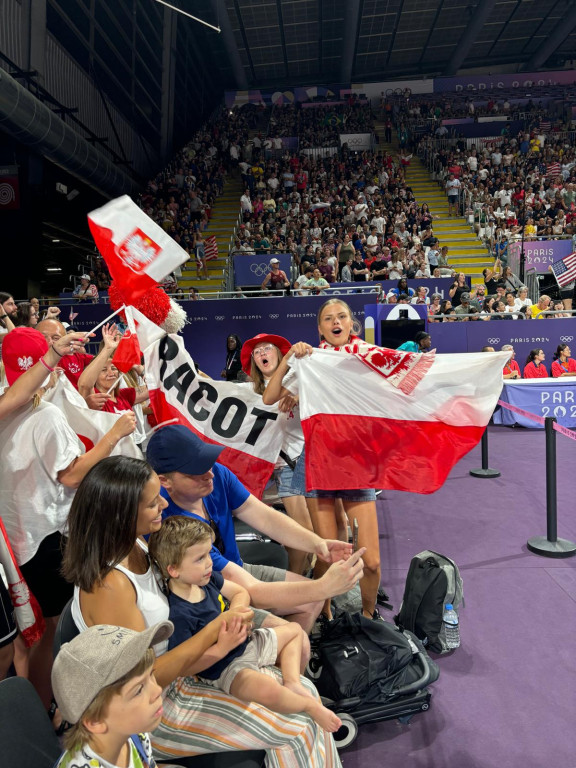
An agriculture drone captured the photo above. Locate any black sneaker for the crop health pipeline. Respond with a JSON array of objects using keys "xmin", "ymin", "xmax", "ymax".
[{"xmin": 372, "ymin": 609, "xmax": 385, "ymax": 622}]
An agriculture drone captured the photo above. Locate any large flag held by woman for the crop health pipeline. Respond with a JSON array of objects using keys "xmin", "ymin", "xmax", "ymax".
[{"xmin": 289, "ymin": 348, "xmax": 508, "ymax": 493}]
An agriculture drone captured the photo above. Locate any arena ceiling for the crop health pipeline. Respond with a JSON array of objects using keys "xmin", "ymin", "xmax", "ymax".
[{"xmin": 198, "ymin": 0, "xmax": 576, "ymax": 87}]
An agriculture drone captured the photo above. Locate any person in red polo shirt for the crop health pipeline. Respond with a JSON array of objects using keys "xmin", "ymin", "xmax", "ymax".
[
  {"xmin": 551, "ymin": 344, "xmax": 576, "ymax": 378},
  {"xmin": 523, "ymin": 348, "xmax": 549, "ymax": 379},
  {"xmin": 501, "ymin": 344, "xmax": 521, "ymax": 379}
]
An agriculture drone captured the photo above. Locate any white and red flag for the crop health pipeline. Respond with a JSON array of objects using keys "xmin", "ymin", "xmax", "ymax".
[
  {"xmin": 43, "ymin": 376, "xmax": 142, "ymax": 458},
  {"xmin": 290, "ymin": 348, "xmax": 508, "ymax": 493},
  {"xmin": 203, "ymin": 235, "xmax": 219, "ymax": 261},
  {"xmin": 141, "ymin": 325, "xmax": 283, "ymax": 497},
  {"xmin": 88, "ymin": 195, "xmax": 189, "ymax": 304}
]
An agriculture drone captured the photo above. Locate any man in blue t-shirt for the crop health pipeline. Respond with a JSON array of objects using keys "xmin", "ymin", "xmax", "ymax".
[{"xmin": 146, "ymin": 426, "xmax": 364, "ymax": 644}]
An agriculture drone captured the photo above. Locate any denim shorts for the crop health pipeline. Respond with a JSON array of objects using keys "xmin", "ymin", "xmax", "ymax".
[
  {"xmin": 273, "ymin": 450, "xmax": 307, "ymax": 498},
  {"xmin": 306, "ymin": 488, "xmax": 377, "ymax": 502}
]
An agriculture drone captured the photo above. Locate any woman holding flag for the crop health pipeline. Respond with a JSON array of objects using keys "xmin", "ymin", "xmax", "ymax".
[
  {"xmin": 78, "ymin": 323, "xmax": 149, "ymax": 415},
  {"xmin": 262, "ymin": 299, "xmax": 385, "ymax": 622},
  {"xmin": 240, "ymin": 333, "xmax": 315, "ymax": 576}
]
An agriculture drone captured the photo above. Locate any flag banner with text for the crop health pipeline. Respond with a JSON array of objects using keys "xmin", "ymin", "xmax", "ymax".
[{"xmin": 144, "ymin": 333, "xmax": 284, "ymax": 496}]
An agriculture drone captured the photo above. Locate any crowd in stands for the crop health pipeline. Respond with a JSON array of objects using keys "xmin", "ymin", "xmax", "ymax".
[{"xmin": 267, "ymin": 101, "xmax": 374, "ymax": 148}]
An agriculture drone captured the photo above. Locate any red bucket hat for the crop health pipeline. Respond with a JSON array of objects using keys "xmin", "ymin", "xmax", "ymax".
[
  {"xmin": 240, "ymin": 333, "xmax": 292, "ymax": 376},
  {"xmin": 3, "ymin": 327, "xmax": 49, "ymax": 385}
]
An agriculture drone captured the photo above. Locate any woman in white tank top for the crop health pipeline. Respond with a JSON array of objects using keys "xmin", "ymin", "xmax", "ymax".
[{"xmin": 63, "ymin": 456, "xmax": 342, "ymax": 768}]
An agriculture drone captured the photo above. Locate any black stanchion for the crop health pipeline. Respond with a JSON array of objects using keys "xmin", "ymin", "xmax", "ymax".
[
  {"xmin": 527, "ymin": 417, "xmax": 576, "ymax": 558},
  {"xmin": 469, "ymin": 428, "xmax": 500, "ymax": 478}
]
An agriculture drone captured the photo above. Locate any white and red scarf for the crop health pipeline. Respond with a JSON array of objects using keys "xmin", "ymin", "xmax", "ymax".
[{"xmin": 319, "ymin": 335, "xmax": 434, "ymax": 395}]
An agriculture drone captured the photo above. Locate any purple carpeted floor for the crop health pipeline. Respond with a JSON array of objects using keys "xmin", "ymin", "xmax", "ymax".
[{"xmin": 344, "ymin": 425, "xmax": 576, "ymax": 768}]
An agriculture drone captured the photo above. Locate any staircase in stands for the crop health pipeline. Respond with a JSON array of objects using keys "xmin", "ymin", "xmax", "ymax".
[
  {"xmin": 374, "ymin": 122, "xmax": 492, "ymax": 285},
  {"xmin": 178, "ymin": 174, "xmax": 242, "ymax": 292}
]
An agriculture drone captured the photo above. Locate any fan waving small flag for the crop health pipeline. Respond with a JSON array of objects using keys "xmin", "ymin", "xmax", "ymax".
[
  {"xmin": 112, "ymin": 331, "xmax": 142, "ymax": 373},
  {"xmin": 551, "ymin": 251, "xmax": 576, "ymax": 288},
  {"xmin": 88, "ymin": 195, "xmax": 189, "ymax": 304},
  {"xmin": 204, "ymin": 235, "xmax": 219, "ymax": 261},
  {"xmin": 112, "ymin": 305, "xmax": 142, "ymax": 373}
]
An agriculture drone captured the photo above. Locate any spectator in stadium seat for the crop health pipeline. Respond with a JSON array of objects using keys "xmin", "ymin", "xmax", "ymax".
[
  {"xmin": 63, "ymin": 456, "xmax": 344, "ymax": 767},
  {"xmin": 36, "ymin": 318, "xmax": 95, "ymax": 391},
  {"xmin": 529, "ymin": 294, "xmax": 552, "ymax": 319},
  {"xmin": 261, "ymin": 258, "xmax": 290, "ymax": 293},
  {"xmin": 502, "ymin": 345, "xmax": 521, "ymax": 379},
  {"xmin": 340, "ymin": 259, "xmax": 353, "ymax": 283},
  {"xmin": 78, "ymin": 324, "xmax": 149, "ymax": 415},
  {"xmin": 524, "ymin": 348, "xmax": 549, "ymax": 378},
  {"xmin": 14, "ymin": 302, "xmax": 39, "ymax": 328},
  {"xmin": 0, "ymin": 328, "xmax": 136, "ymax": 706},
  {"xmin": 551, "ymin": 344, "xmax": 576, "ymax": 377},
  {"xmin": 73, "ymin": 275, "xmax": 99, "ymax": 303}
]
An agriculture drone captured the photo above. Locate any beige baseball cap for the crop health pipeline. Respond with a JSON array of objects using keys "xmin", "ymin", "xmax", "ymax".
[{"xmin": 52, "ymin": 622, "xmax": 173, "ymax": 723}]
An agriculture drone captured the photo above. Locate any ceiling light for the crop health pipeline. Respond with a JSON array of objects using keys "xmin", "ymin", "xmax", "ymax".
[
  {"xmin": 46, "ymin": 267, "xmax": 62, "ymax": 272},
  {"xmin": 52, "ymin": 239, "xmax": 60, "ymax": 243}
]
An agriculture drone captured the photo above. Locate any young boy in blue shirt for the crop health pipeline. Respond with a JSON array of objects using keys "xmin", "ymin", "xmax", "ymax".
[{"xmin": 148, "ymin": 515, "xmax": 341, "ymax": 732}]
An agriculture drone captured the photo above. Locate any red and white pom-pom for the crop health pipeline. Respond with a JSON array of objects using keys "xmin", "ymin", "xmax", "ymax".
[{"xmin": 108, "ymin": 283, "xmax": 187, "ymax": 334}]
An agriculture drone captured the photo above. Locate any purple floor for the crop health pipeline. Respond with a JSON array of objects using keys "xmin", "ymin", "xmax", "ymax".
[{"xmin": 345, "ymin": 425, "xmax": 576, "ymax": 768}]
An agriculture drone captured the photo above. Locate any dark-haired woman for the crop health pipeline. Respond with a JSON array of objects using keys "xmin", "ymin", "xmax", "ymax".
[
  {"xmin": 0, "ymin": 292, "xmax": 17, "ymax": 353},
  {"xmin": 221, "ymin": 334, "xmax": 243, "ymax": 381},
  {"xmin": 524, "ymin": 349, "xmax": 549, "ymax": 379},
  {"xmin": 63, "ymin": 457, "xmax": 342, "ymax": 767},
  {"xmin": 14, "ymin": 301, "xmax": 39, "ymax": 328},
  {"xmin": 551, "ymin": 344, "xmax": 576, "ymax": 377}
]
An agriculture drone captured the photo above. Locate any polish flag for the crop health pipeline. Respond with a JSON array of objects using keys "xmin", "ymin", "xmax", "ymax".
[
  {"xmin": 112, "ymin": 306, "xmax": 142, "ymax": 373},
  {"xmin": 88, "ymin": 196, "xmax": 189, "ymax": 304},
  {"xmin": 290, "ymin": 349, "xmax": 509, "ymax": 494},
  {"xmin": 43, "ymin": 376, "xmax": 142, "ymax": 458}
]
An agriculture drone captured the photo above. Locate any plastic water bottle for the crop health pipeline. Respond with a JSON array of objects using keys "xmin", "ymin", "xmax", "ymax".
[{"xmin": 443, "ymin": 604, "xmax": 460, "ymax": 649}]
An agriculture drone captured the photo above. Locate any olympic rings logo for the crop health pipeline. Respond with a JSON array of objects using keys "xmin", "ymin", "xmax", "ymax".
[
  {"xmin": 560, "ymin": 336, "xmax": 574, "ymax": 343},
  {"xmin": 215, "ymin": 316, "xmax": 225, "ymax": 321},
  {"xmin": 269, "ymin": 314, "xmax": 279, "ymax": 319},
  {"xmin": 250, "ymin": 263, "xmax": 270, "ymax": 277},
  {"xmin": 487, "ymin": 338, "xmax": 500, "ymax": 344}
]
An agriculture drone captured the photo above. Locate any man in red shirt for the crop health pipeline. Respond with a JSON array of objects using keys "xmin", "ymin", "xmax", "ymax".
[{"xmin": 36, "ymin": 318, "xmax": 94, "ymax": 388}]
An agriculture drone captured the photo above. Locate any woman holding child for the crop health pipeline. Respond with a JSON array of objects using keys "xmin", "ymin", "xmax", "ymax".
[{"xmin": 63, "ymin": 456, "xmax": 342, "ymax": 767}]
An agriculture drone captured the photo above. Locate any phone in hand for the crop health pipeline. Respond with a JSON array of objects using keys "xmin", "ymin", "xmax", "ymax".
[{"xmin": 352, "ymin": 518, "xmax": 359, "ymax": 552}]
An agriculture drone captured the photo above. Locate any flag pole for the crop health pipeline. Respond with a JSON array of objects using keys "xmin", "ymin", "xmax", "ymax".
[
  {"xmin": 144, "ymin": 418, "xmax": 179, "ymax": 438},
  {"xmin": 105, "ymin": 375, "xmax": 123, "ymax": 395},
  {"xmin": 85, "ymin": 305, "xmax": 126, "ymax": 337}
]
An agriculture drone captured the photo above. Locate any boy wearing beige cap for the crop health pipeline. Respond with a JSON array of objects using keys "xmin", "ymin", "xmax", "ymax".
[{"xmin": 51, "ymin": 621, "xmax": 173, "ymax": 768}]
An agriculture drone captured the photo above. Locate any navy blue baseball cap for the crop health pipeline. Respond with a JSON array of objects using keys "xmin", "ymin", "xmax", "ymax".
[{"xmin": 146, "ymin": 425, "xmax": 224, "ymax": 475}]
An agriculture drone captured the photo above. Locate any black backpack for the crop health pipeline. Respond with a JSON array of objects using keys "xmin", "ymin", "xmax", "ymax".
[
  {"xmin": 313, "ymin": 611, "xmax": 439, "ymax": 704},
  {"xmin": 394, "ymin": 550, "xmax": 463, "ymax": 654}
]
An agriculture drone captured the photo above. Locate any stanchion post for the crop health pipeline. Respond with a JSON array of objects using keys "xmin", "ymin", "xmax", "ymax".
[
  {"xmin": 527, "ymin": 417, "xmax": 576, "ymax": 558},
  {"xmin": 470, "ymin": 428, "xmax": 500, "ymax": 478}
]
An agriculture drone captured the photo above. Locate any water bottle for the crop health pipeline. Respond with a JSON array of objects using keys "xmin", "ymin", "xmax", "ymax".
[{"xmin": 443, "ymin": 603, "xmax": 460, "ymax": 649}]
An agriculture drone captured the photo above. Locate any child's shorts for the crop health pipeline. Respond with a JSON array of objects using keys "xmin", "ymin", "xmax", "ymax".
[{"xmin": 199, "ymin": 627, "xmax": 278, "ymax": 694}]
